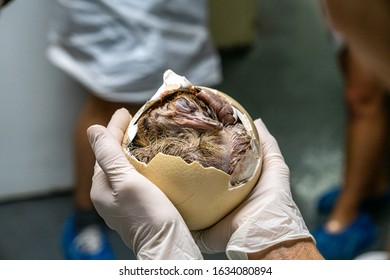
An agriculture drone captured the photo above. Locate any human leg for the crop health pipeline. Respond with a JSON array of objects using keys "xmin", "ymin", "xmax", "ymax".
[
  {"xmin": 313, "ymin": 49, "xmax": 388, "ymax": 259},
  {"xmin": 326, "ymin": 50, "xmax": 388, "ymax": 232},
  {"xmin": 63, "ymin": 94, "xmax": 140, "ymax": 259}
]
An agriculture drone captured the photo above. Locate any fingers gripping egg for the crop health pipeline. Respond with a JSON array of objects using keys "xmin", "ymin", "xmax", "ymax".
[{"xmin": 122, "ymin": 70, "xmax": 262, "ymax": 230}]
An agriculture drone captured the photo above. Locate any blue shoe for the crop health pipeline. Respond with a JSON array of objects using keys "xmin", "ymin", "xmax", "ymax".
[
  {"xmin": 317, "ymin": 185, "xmax": 390, "ymax": 214},
  {"xmin": 312, "ymin": 213, "xmax": 377, "ymax": 260},
  {"xmin": 317, "ymin": 187, "xmax": 341, "ymax": 214},
  {"xmin": 62, "ymin": 215, "xmax": 115, "ymax": 260}
]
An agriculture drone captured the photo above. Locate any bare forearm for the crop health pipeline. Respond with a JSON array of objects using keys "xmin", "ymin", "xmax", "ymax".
[{"xmin": 247, "ymin": 238, "xmax": 324, "ymax": 260}]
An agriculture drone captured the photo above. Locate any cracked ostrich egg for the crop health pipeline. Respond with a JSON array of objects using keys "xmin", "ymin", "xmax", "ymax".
[{"xmin": 122, "ymin": 70, "xmax": 262, "ymax": 230}]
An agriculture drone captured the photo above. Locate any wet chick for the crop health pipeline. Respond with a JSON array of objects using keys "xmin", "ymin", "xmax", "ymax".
[{"xmin": 130, "ymin": 90, "xmax": 251, "ymax": 177}]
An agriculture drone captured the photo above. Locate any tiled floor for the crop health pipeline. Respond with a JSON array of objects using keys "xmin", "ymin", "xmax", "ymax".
[{"xmin": 1, "ymin": 0, "xmax": 389, "ymax": 260}]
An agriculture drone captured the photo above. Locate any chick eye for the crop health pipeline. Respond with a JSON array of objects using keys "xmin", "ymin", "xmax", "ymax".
[{"xmin": 175, "ymin": 97, "xmax": 197, "ymax": 113}]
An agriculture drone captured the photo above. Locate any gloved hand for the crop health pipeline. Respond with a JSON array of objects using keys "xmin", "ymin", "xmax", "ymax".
[
  {"xmin": 87, "ymin": 108, "xmax": 203, "ymax": 260},
  {"xmin": 192, "ymin": 119, "xmax": 314, "ymax": 259}
]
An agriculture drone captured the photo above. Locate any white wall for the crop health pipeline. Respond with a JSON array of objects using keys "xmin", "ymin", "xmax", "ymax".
[{"xmin": 0, "ymin": 0, "xmax": 87, "ymax": 201}]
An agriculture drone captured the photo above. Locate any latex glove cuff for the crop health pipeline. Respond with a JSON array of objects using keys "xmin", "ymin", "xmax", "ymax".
[
  {"xmin": 137, "ymin": 220, "xmax": 204, "ymax": 260},
  {"xmin": 226, "ymin": 190, "xmax": 314, "ymax": 260}
]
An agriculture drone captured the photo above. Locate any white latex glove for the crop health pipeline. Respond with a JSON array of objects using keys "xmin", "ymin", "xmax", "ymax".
[
  {"xmin": 87, "ymin": 108, "xmax": 203, "ymax": 260},
  {"xmin": 192, "ymin": 119, "xmax": 314, "ymax": 259}
]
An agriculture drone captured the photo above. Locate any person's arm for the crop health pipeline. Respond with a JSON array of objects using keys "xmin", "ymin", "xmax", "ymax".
[
  {"xmin": 248, "ymin": 238, "xmax": 324, "ymax": 260},
  {"xmin": 323, "ymin": 0, "xmax": 390, "ymax": 88}
]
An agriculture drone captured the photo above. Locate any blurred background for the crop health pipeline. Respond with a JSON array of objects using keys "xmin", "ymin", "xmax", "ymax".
[{"xmin": 1, "ymin": 0, "xmax": 389, "ymax": 259}]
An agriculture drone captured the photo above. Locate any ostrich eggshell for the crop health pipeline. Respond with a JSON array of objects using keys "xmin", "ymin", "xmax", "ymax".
[{"xmin": 122, "ymin": 87, "xmax": 262, "ymax": 230}]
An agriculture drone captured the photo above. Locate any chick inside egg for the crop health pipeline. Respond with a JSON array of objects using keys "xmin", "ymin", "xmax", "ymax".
[
  {"xmin": 122, "ymin": 70, "xmax": 261, "ymax": 230},
  {"xmin": 128, "ymin": 86, "xmax": 253, "ymax": 186}
]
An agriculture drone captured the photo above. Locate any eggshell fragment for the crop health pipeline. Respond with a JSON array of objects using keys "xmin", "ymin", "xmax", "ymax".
[{"xmin": 122, "ymin": 70, "xmax": 262, "ymax": 230}]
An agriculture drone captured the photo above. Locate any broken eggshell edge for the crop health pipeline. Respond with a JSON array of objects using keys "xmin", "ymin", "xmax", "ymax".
[{"xmin": 121, "ymin": 79, "xmax": 262, "ymax": 230}]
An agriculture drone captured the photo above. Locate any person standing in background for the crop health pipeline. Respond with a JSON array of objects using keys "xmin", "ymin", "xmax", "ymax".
[
  {"xmin": 314, "ymin": 0, "xmax": 390, "ymax": 259},
  {"xmin": 314, "ymin": 38, "xmax": 389, "ymax": 260}
]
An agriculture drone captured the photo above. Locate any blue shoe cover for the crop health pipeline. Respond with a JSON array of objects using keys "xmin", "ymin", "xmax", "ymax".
[
  {"xmin": 317, "ymin": 186, "xmax": 341, "ymax": 214},
  {"xmin": 313, "ymin": 213, "xmax": 377, "ymax": 260},
  {"xmin": 62, "ymin": 215, "xmax": 115, "ymax": 260}
]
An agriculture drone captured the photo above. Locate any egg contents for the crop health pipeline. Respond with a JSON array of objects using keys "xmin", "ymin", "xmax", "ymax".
[
  {"xmin": 122, "ymin": 70, "xmax": 262, "ymax": 230},
  {"xmin": 129, "ymin": 86, "xmax": 253, "ymax": 186}
]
